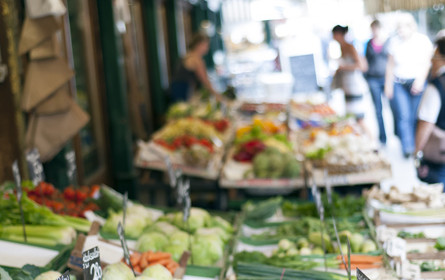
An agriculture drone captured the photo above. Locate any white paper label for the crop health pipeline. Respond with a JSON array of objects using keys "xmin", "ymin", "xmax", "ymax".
[
  {"xmin": 385, "ymin": 237, "xmax": 406, "ymax": 258},
  {"xmin": 376, "ymin": 225, "xmax": 397, "ymax": 243},
  {"xmin": 397, "ymin": 260, "xmax": 421, "ymax": 279}
]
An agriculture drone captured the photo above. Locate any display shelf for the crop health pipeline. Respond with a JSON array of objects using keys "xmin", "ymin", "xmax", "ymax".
[
  {"xmin": 312, "ymin": 166, "xmax": 392, "ymax": 187},
  {"xmin": 135, "ymin": 157, "xmax": 220, "ymax": 180}
]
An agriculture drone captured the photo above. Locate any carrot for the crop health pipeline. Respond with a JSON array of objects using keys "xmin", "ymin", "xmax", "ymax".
[
  {"xmin": 140, "ymin": 255, "xmax": 149, "ymax": 269},
  {"xmin": 147, "ymin": 252, "xmax": 171, "ymax": 262},
  {"xmin": 337, "ymin": 255, "xmax": 383, "ymax": 264},
  {"xmin": 339, "ymin": 263, "xmax": 382, "ymax": 270},
  {"xmin": 130, "ymin": 253, "xmax": 142, "ymax": 266},
  {"xmin": 134, "ymin": 265, "xmax": 142, "ymax": 273},
  {"xmin": 142, "ymin": 251, "xmax": 151, "ymax": 261},
  {"xmin": 149, "ymin": 258, "xmax": 171, "ymax": 267},
  {"xmin": 166, "ymin": 262, "xmax": 179, "ymax": 271}
]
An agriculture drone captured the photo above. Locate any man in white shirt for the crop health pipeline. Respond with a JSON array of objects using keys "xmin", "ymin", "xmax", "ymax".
[
  {"xmin": 415, "ymin": 37, "xmax": 445, "ymax": 186},
  {"xmin": 385, "ymin": 14, "xmax": 433, "ymax": 158}
]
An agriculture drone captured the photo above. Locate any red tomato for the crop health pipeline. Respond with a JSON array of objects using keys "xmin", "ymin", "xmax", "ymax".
[{"xmin": 63, "ymin": 187, "xmax": 76, "ymax": 201}]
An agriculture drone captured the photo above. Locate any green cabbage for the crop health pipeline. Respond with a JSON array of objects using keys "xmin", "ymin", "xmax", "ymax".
[
  {"xmin": 208, "ymin": 216, "xmax": 233, "ymax": 233},
  {"xmin": 148, "ymin": 221, "xmax": 178, "ymax": 236},
  {"xmin": 169, "ymin": 230, "xmax": 190, "ymax": 246},
  {"xmin": 35, "ymin": 271, "xmax": 62, "ymax": 280},
  {"xmin": 196, "ymin": 227, "xmax": 230, "ymax": 243},
  {"xmin": 102, "ymin": 205, "xmax": 154, "ymax": 239},
  {"xmin": 142, "ymin": 264, "xmax": 172, "ymax": 280},
  {"xmin": 136, "ymin": 232, "xmax": 169, "ymax": 252},
  {"xmin": 164, "ymin": 244, "xmax": 188, "ymax": 262},
  {"xmin": 135, "ymin": 277, "xmax": 156, "ymax": 280},
  {"xmin": 191, "ymin": 233, "xmax": 224, "ymax": 266},
  {"xmin": 172, "ymin": 208, "xmax": 211, "ymax": 233},
  {"xmin": 103, "ymin": 262, "xmax": 135, "ymax": 280},
  {"xmin": 0, "ymin": 267, "xmax": 12, "ymax": 280}
]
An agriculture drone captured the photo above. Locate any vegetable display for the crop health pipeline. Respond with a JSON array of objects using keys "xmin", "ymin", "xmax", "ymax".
[
  {"xmin": 0, "ymin": 191, "xmax": 90, "ymax": 233},
  {"xmin": 123, "ymin": 251, "xmax": 179, "ymax": 275},
  {"xmin": 135, "ymin": 208, "xmax": 233, "ymax": 266},
  {"xmin": 26, "ymin": 182, "xmax": 100, "ymax": 218}
]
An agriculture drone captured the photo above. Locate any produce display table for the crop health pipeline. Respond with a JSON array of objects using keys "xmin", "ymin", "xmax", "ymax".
[
  {"xmin": 312, "ymin": 166, "xmax": 392, "ymax": 187},
  {"xmin": 219, "ymin": 177, "xmax": 306, "ymax": 189},
  {"xmin": 135, "ymin": 156, "xmax": 220, "ymax": 181}
]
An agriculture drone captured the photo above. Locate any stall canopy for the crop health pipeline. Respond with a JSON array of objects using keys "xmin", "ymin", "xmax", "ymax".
[{"xmin": 365, "ymin": 0, "xmax": 445, "ymax": 14}]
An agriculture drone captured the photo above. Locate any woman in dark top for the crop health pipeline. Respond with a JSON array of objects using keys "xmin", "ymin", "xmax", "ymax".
[
  {"xmin": 170, "ymin": 33, "xmax": 222, "ymax": 103},
  {"xmin": 365, "ymin": 20, "xmax": 389, "ymax": 145}
]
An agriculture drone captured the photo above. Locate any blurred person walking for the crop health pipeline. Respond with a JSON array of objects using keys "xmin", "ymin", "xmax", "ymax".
[
  {"xmin": 385, "ymin": 14, "xmax": 433, "ymax": 158},
  {"xmin": 170, "ymin": 33, "xmax": 222, "ymax": 103},
  {"xmin": 331, "ymin": 25, "xmax": 369, "ymax": 134},
  {"xmin": 365, "ymin": 20, "xmax": 389, "ymax": 146},
  {"xmin": 415, "ymin": 37, "xmax": 445, "ymax": 186}
]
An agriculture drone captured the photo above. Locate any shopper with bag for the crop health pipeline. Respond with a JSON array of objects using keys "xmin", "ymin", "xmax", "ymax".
[
  {"xmin": 385, "ymin": 14, "xmax": 433, "ymax": 158},
  {"xmin": 415, "ymin": 37, "xmax": 445, "ymax": 186}
]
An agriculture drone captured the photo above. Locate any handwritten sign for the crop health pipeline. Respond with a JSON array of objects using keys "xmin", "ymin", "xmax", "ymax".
[
  {"xmin": 26, "ymin": 148, "xmax": 45, "ymax": 186},
  {"xmin": 117, "ymin": 222, "xmax": 135, "ymax": 276},
  {"xmin": 56, "ymin": 271, "xmax": 71, "ymax": 280},
  {"xmin": 12, "ymin": 161, "xmax": 26, "ymax": 242},
  {"xmin": 385, "ymin": 237, "xmax": 406, "ymax": 258},
  {"xmin": 356, "ymin": 268, "xmax": 370, "ymax": 280},
  {"xmin": 83, "ymin": 246, "xmax": 102, "ymax": 280}
]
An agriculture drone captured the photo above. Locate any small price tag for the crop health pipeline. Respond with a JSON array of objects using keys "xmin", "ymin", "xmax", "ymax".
[
  {"xmin": 397, "ymin": 260, "xmax": 421, "ymax": 279},
  {"xmin": 356, "ymin": 268, "xmax": 370, "ymax": 280},
  {"xmin": 12, "ymin": 160, "xmax": 21, "ymax": 198},
  {"xmin": 82, "ymin": 246, "xmax": 102, "ymax": 280},
  {"xmin": 177, "ymin": 178, "xmax": 191, "ymax": 222},
  {"xmin": 376, "ymin": 225, "xmax": 397, "ymax": 243},
  {"xmin": 65, "ymin": 150, "xmax": 77, "ymax": 185},
  {"xmin": 183, "ymin": 195, "xmax": 191, "ymax": 223},
  {"xmin": 164, "ymin": 156, "xmax": 177, "ymax": 188},
  {"xmin": 12, "ymin": 161, "xmax": 27, "ymax": 242},
  {"xmin": 56, "ymin": 270, "xmax": 71, "ymax": 280},
  {"xmin": 123, "ymin": 192, "xmax": 128, "ymax": 227},
  {"xmin": 117, "ymin": 222, "xmax": 135, "ymax": 276},
  {"xmin": 26, "ymin": 148, "xmax": 45, "ymax": 186},
  {"xmin": 385, "ymin": 237, "xmax": 406, "ymax": 258}
]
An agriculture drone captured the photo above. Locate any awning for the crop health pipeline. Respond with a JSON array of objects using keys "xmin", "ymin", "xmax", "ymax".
[{"xmin": 365, "ymin": 0, "xmax": 445, "ymax": 14}]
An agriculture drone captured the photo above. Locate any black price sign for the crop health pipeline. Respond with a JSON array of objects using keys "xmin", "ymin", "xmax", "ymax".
[
  {"xmin": 356, "ymin": 268, "xmax": 370, "ymax": 280},
  {"xmin": 82, "ymin": 246, "xmax": 102, "ymax": 280},
  {"xmin": 117, "ymin": 222, "xmax": 135, "ymax": 276},
  {"xmin": 12, "ymin": 160, "xmax": 27, "ymax": 242},
  {"xmin": 57, "ymin": 270, "xmax": 71, "ymax": 280},
  {"xmin": 26, "ymin": 148, "xmax": 45, "ymax": 186}
]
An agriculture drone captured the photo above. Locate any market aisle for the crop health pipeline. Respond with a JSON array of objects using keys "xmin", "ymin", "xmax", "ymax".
[
  {"xmin": 330, "ymin": 87, "xmax": 419, "ymax": 193},
  {"xmin": 373, "ymin": 96, "xmax": 420, "ymax": 193}
]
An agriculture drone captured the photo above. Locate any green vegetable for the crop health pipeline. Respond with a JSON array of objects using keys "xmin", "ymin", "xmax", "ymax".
[
  {"xmin": 102, "ymin": 205, "xmax": 155, "ymax": 239},
  {"xmin": 172, "ymin": 208, "xmax": 211, "ymax": 233},
  {"xmin": 102, "ymin": 262, "xmax": 135, "ymax": 280},
  {"xmin": 191, "ymin": 232, "xmax": 224, "ymax": 266},
  {"xmin": 0, "ymin": 225, "xmax": 75, "ymax": 247},
  {"xmin": 136, "ymin": 232, "xmax": 169, "ymax": 252},
  {"xmin": 397, "ymin": 231, "xmax": 426, "ymax": 239},
  {"xmin": 0, "ymin": 192, "xmax": 90, "ymax": 232},
  {"xmin": 360, "ymin": 240, "xmax": 377, "ymax": 253},
  {"xmin": 309, "ymin": 232, "xmax": 332, "ymax": 252},
  {"xmin": 209, "ymin": 216, "xmax": 234, "ymax": 233},
  {"xmin": 350, "ymin": 233, "xmax": 364, "ymax": 252},
  {"xmin": 236, "ymin": 262, "xmax": 349, "ymax": 279},
  {"xmin": 244, "ymin": 197, "xmax": 282, "ymax": 221},
  {"xmin": 142, "ymin": 264, "xmax": 172, "ymax": 280},
  {"xmin": 420, "ymin": 261, "xmax": 436, "ymax": 272},
  {"xmin": 0, "ymin": 267, "xmax": 12, "ymax": 280},
  {"xmin": 278, "ymin": 239, "xmax": 294, "ymax": 251},
  {"xmin": 34, "ymin": 271, "xmax": 62, "ymax": 280},
  {"xmin": 166, "ymin": 102, "xmax": 191, "ymax": 120},
  {"xmin": 435, "ymin": 237, "xmax": 445, "ymax": 251},
  {"xmin": 148, "ymin": 221, "xmax": 179, "ymax": 236}
]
